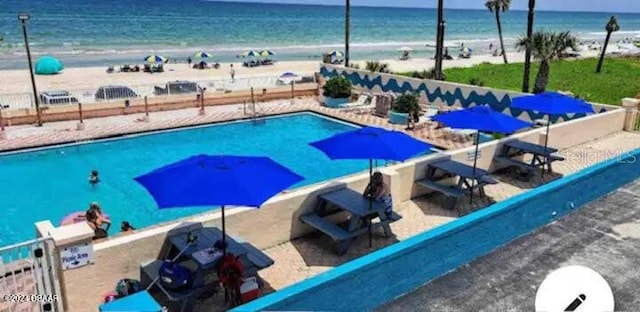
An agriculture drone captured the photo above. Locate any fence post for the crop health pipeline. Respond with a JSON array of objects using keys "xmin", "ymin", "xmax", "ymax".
[
  {"xmin": 198, "ymin": 88, "xmax": 206, "ymax": 116},
  {"xmin": 0, "ymin": 106, "xmax": 6, "ymax": 140},
  {"xmin": 291, "ymin": 80, "xmax": 295, "ymax": 99},
  {"xmin": 622, "ymin": 98, "xmax": 639, "ymax": 131},
  {"xmin": 76, "ymin": 102, "xmax": 85, "ymax": 130},
  {"xmin": 142, "ymin": 96, "xmax": 150, "ymax": 122}
]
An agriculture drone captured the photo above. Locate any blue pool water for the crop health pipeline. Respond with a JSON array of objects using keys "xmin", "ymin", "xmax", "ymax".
[{"xmin": 0, "ymin": 112, "xmax": 425, "ymax": 247}]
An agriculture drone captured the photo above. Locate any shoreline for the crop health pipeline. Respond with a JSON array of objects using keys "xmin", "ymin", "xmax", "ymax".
[{"xmin": 0, "ymin": 50, "xmax": 603, "ymax": 95}]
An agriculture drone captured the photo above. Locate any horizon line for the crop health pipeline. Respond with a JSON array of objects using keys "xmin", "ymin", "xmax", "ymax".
[{"xmin": 208, "ymin": 0, "xmax": 639, "ymax": 14}]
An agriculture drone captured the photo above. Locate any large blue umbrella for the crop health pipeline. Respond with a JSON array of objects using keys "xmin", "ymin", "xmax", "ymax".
[
  {"xmin": 510, "ymin": 92, "xmax": 595, "ymax": 156},
  {"xmin": 134, "ymin": 155, "xmax": 304, "ymax": 252},
  {"xmin": 431, "ymin": 106, "xmax": 532, "ymax": 203},
  {"xmin": 35, "ymin": 56, "xmax": 63, "ymax": 75},
  {"xmin": 310, "ymin": 126, "xmax": 432, "ymax": 246}
]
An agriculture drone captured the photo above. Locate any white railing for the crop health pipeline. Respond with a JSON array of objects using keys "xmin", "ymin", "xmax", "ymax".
[{"xmin": 0, "ymin": 74, "xmax": 316, "ymax": 110}]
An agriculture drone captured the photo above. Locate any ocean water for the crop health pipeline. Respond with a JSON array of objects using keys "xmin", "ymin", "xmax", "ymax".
[
  {"xmin": 0, "ymin": 1, "xmax": 639, "ymax": 68},
  {"xmin": 0, "ymin": 113, "xmax": 381, "ymax": 246}
]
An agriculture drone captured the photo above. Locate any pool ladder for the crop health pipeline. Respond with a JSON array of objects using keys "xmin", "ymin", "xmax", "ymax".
[{"xmin": 244, "ymin": 100, "xmax": 265, "ymax": 124}]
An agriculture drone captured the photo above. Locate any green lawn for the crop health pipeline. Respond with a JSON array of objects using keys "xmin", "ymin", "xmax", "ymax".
[{"xmin": 403, "ymin": 56, "xmax": 640, "ymax": 105}]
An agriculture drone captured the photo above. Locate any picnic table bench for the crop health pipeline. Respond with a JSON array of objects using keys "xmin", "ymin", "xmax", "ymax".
[
  {"xmin": 140, "ymin": 227, "xmax": 273, "ymax": 312},
  {"xmin": 416, "ymin": 159, "xmax": 499, "ymax": 212},
  {"xmin": 300, "ymin": 188, "xmax": 402, "ymax": 255},
  {"xmin": 495, "ymin": 140, "xmax": 565, "ymax": 180}
]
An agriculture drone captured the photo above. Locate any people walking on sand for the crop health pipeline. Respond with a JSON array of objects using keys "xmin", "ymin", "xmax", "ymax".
[
  {"xmin": 230, "ymin": 64, "xmax": 236, "ymax": 82},
  {"xmin": 489, "ymin": 43, "xmax": 494, "ymax": 52},
  {"xmin": 187, "ymin": 56, "xmax": 192, "ymax": 67}
]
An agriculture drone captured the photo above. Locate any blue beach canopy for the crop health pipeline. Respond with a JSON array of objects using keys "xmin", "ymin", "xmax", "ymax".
[
  {"xmin": 310, "ymin": 126, "xmax": 433, "ymax": 162},
  {"xmin": 35, "ymin": 56, "xmax": 63, "ymax": 75},
  {"xmin": 431, "ymin": 106, "xmax": 532, "ymax": 203},
  {"xmin": 510, "ymin": 92, "xmax": 594, "ymax": 156},
  {"xmin": 510, "ymin": 92, "xmax": 595, "ymax": 115},
  {"xmin": 99, "ymin": 291, "xmax": 162, "ymax": 312},
  {"xmin": 134, "ymin": 155, "xmax": 304, "ymax": 251},
  {"xmin": 280, "ymin": 72, "xmax": 298, "ymax": 78},
  {"xmin": 431, "ymin": 105, "xmax": 533, "ymax": 134},
  {"xmin": 310, "ymin": 126, "xmax": 432, "ymax": 247}
]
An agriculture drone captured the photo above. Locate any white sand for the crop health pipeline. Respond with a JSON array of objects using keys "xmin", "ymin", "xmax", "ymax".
[{"xmin": 0, "ymin": 50, "xmax": 601, "ymax": 94}]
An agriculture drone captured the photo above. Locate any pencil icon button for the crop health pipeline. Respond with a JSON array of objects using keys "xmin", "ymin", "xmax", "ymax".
[
  {"xmin": 564, "ymin": 294, "xmax": 586, "ymax": 311},
  {"xmin": 535, "ymin": 266, "xmax": 614, "ymax": 312}
]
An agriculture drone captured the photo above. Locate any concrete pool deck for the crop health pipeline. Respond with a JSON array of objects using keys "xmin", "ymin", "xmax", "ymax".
[{"xmin": 377, "ymin": 178, "xmax": 640, "ymax": 312}]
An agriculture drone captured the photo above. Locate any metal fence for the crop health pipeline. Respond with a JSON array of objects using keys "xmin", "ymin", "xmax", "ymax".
[
  {"xmin": 0, "ymin": 238, "xmax": 63, "ymax": 312},
  {"xmin": 0, "ymin": 74, "xmax": 316, "ymax": 110}
]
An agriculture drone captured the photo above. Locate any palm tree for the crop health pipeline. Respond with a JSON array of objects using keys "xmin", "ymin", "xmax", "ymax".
[
  {"xmin": 516, "ymin": 31, "xmax": 577, "ymax": 94},
  {"xmin": 345, "ymin": 0, "xmax": 350, "ymax": 67},
  {"xmin": 596, "ymin": 15, "xmax": 620, "ymax": 73},
  {"xmin": 485, "ymin": 0, "xmax": 511, "ymax": 64},
  {"xmin": 522, "ymin": 0, "xmax": 536, "ymax": 92},
  {"xmin": 434, "ymin": 0, "xmax": 445, "ymax": 80}
]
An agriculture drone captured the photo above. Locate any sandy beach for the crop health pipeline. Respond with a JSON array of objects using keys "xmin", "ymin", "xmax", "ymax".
[{"xmin": 0, "ymin": 50, "xmax": 602, "ymax": 95}]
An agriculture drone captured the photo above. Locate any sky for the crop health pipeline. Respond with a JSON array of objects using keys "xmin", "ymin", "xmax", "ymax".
[{"xmin": 219, "ymin": 0, "xmax": 640, "ymax": 13}]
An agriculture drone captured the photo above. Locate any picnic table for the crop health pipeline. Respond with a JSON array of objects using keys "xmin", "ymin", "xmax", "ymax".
[
  {"xmin": 495, "ymin": 140, "xmax": 565, "ymax": 180},
  {"xmin": 140, "ymin": 227, "xmax": 273, "ymax": 312},
  {"xmin": 416, "ymin": 159, "xmax": 498, "ymax": 212},
  {"xmin": 300, "ymin": 188, "xmax": 402, "ymax": 256}
]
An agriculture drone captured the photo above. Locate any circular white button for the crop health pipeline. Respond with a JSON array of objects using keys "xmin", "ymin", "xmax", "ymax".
[{"xmin": 535, "ymin": 265, "xmax": 614, "ymax": 312}]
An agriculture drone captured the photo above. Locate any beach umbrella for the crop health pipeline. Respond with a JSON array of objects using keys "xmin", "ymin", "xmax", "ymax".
[
  {"xmin": 134, "ymin": 155, "xmax": 303, "ymax": 254},
  {"xmin": 280, "ymin": 72, "xmax": 298, "ymax": 78},
  {"xmin": 510, "ymin": 92, "xmax": 595, "ymax": 161},
  {"xmin": 193, "ymin": 51, "xmax": 213, "ymax": 58},
  {"xmin": 259, "ymin": 49, "xmax": 275, "ymax": 58},
  {"xmin": 34, "ymin": 56, "xmax": 63, "ymax": 75},
  {"xmin": 328, "ymin": 50, "xmax": 344, "ymax": 59},
  {"xmin": 143, "ymin": 54, "xmax": 167, "ymax": 64},
  {"xmin": 310, "ymin": 126, "xmax": 432, "ymax": 247},
  {"xmin": 398, "ymin": 46, "xmax": 413, "ymax": 51},
  {"xmin": 431, "ymin": 106, "xmax": 532, "ymax": 203},
  {"xmin": 243, "ymin": 50, "xmax": 259, "ymax": 58},
  {"xmin": 99, "ymin": 291, "xmax": 162, "ymax": 312}
]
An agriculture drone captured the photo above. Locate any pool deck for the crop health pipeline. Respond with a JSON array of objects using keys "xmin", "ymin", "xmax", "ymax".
[
  {"xmin": 0, "ymin": 98, "xmax": 474, "ymax": 152},
  {"xmin": 376, "ymin": 178, "xmax": 640, "ymax": 312},
  {"xmin": 1, "ymin": 100, "xmax": 640, "ymax": 311}
]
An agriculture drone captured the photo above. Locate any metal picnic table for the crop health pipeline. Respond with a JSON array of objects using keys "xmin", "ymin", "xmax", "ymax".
[
  {"xmin": 496, "ymin": 140, "xmax": 565, "ymax": 179},
  {"xmin": 300, "ymin": 188, "xmax": 402, "ymax": 256},
  {"xmin": 417, "ymin": 159, "xmax": 498, "ymax": 212}
]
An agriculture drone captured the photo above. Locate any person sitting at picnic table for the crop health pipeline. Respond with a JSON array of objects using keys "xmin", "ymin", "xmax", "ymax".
[
  {"xmin": 363, "ymin": 172, "xmax": 393, "ymax": 216},
  {"xmin": 217, "ymin": 252, "xmax": 245, "ymax": 302}
]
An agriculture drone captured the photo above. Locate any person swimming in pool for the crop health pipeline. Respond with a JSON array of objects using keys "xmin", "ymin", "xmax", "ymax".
[
  {"xmin": 121, "ymin": 221, "xmax": 135, "ymax": 233},
  {"xmin": 89, "ymin": 170, "xmax": 100, "ymax": 185},
  {"xmin": 87, "ymin": 202, "xmax": 111, "ymax": 231}
]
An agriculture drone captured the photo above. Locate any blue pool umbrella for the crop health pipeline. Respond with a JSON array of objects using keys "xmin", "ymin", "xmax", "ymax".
[
  {"xmin": 510, "ymin": 92, "xmax": 595, "ymax": 157},
  {"xmin": 35, "ymin": 56, "xmax": 63, "ymax": 75},
  {"xmin": 432, "ymin": 106, "xmax": 533, "ymax": 203},
  {"xmin": 310, "ymin": 126, "xmax": 432, "ymax": 246},
  {"xmin": 99, "ymin": 290, "xmax": 162, "ymax": 312},
  {"xmin": 134, "ymin": 155, "xmax": 304, "ymax": 252}
]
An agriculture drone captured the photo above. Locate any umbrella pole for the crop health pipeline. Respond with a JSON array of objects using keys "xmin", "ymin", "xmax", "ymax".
[
  {"xmin": 542, "ymin": 115, "xmax": 551, "ymax": 177},
  {"xmin": 369, "ymin": 159, "xmax": 373, "ymax": 248},
  {"xmin": 469, "ymin": 131, "xmax": 480, "ymax": 205},
  {"xmin": 221, "ymin": 205, "xmax": 227, "ymax": 255}
]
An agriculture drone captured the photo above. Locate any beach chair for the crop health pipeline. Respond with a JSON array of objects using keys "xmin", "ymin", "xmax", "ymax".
[
  {"xmin": 143, "ymin": 64, "xmax": 152, "ymax": 73},
  {"xmin": 155, "ymin": 64, "xmax": 164, "ymax": 73},
  {"xmin": 106, "ymin": 66, "xmax": 114, "ymax": 74},
  {"xmin": 341, "ymin": 93, "xmax": 370, "ymax": 110},
  {"xmin": 373, "ymin": 94, "xmax": 391, "ymax": 117}
]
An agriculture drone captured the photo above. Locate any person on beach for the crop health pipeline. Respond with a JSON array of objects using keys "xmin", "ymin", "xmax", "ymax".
[
  {"xmin": 89, "ymin": 170, "xmax": 100, "ymax": 185},
  {"xmin": 489, "ymin": 43, "xmax": 494, "ymax": 51},
  {"xmin": 230, "ymin": 64, "xmax": 235, "ymax": 82},
  {"xmin": 187, "ymin": 56, "xmax": 192, "ymax": 67},
  {"xmin": 363, "ymin": 172, "xmax": 393, "ymax": 217}
]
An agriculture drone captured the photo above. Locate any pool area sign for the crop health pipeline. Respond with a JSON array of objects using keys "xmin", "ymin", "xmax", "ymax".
[
  {"xmin": 60, "ymin": 242, "xmax": 94, "ymax": 270},
  {"xmin": 467, "ymin": 150, "xmax": 481, "ymax": 161}
]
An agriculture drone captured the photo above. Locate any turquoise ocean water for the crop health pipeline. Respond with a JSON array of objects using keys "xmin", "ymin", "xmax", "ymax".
[{"xmin": 1, "ymin": 0, "xmax": 640, "ymax": 69}]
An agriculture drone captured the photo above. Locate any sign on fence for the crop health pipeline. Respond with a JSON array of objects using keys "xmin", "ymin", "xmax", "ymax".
[
  {"xmin": 467, "ymin": 149, "xmax": 481, "ymax": 161},
  {"xmin": 60, "ymin": 242, "xmax": 94, "ymax": 270}
]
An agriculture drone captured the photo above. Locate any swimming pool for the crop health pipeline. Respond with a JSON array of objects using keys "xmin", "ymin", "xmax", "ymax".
[{"xmin": 0, "ymin": 112, "xmax": 431, "ymax": 246}]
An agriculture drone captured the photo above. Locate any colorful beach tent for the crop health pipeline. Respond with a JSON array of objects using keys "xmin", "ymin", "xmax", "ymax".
[
  {"xmin": 431, "ymin": 106, "xmax": 532, "ymax": 203},
  {"xmin": 193, "ymin": 51, "xmax": 213, "ymax": 58},
  {"xmin": 35, "ymin": 56, "xmax": 63, "ymax": 75},
  {"xmin": 243, "ymin": 50, "xmax": 259, "ymax": 58},
  {"xmin": 134, "ymin": 155, "xmax": 304, "ymax": 254},
  {"xmin": 310, "ymin": 126, "xmax": 432, "ymax": 246},
  {"xmin": 143, "ymin": 54, "xmax": 167, "ymax": 64},
  {"xmin": 260, "ymin": 49, "xmax": 275, "ymax": 58}
]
